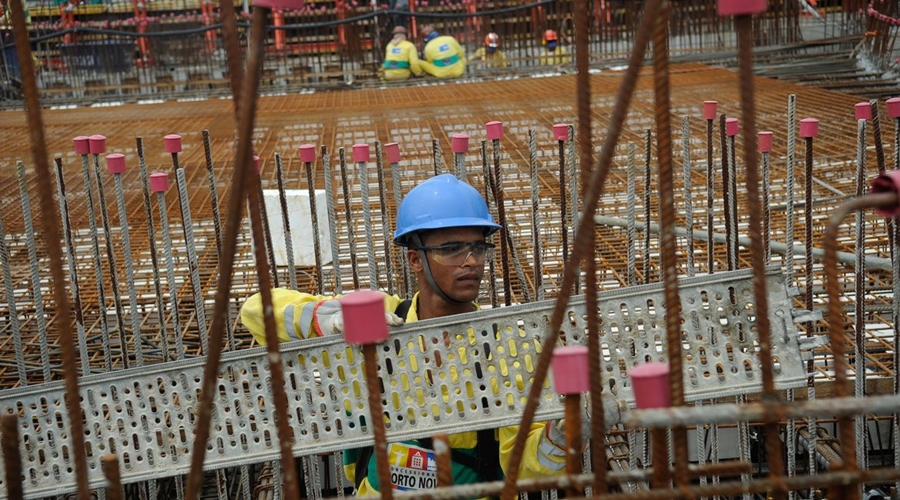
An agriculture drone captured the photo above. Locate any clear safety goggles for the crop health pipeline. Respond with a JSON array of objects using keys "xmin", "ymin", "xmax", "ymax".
[{"xmin": 417, "ymin": 240, "xmax": 495, "ymax": 266}]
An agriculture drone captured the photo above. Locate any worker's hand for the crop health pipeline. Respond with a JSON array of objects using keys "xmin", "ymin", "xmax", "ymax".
[
  {"xmin": 313, "ymin": 299, "xmax": 405, "ymax": 336},
  {"xmin": 545, "ymin": 392, "xmax": 625, "ymax": 449}
]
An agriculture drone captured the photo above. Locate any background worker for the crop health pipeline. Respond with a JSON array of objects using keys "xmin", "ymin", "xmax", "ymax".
[
  {"xmin": 241, "ymin": 174, "xmax": 604, "ymax": 496},
  {"xmin": 417, "ymin": 25, "xmax": 466, "ymax": 78},
  {"xmin": 539, "ymin": 29, "xmax": 571, "ymax": 66},
  {"xmin": 468, "ymin": 32, "xmax": 508, "ymax": 69},
  {"xmin": 382, "ymin": 25, "xmax": 422, "ymax": 81}
]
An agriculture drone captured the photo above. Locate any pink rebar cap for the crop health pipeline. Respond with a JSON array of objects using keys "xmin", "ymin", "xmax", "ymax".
[
  {"xmin": 298, "ymin": 144, "xmax": 316, "ymax": 163},
  {"xmin": 854, "ymin": 102, "xmax": 871, "ymax": 121},
  {"xmin": 629, "ymin": 362, "xmax": 672, "ymax": 409},
  {"xmin": 73, "ymin": 136, "xmax": 91, "ymax": 155},
  {"xmin": 758, "ymin": 131, "xmax": 773, "ymax": 153},
  {"xmin": 164, "ymin": 134, "xmax": 183, "ymax": 154},
  {"xmin": 253, "ymin": 0, "xmax": 305, "ymax": 9},
  {"xmin": 88, "ymin": 135, "xmax": 106, "ymax": 154},
  {"xmin": 485, "ymin": 121, "xmax": 503, "ymax": 140},
  {"xmin": 799, "ymin": 118, "xmax": 819, "ymax": 138},
  {"xmin": 340, "ymin": 290, "xmax": 389, "ymax": 344},
  {"xmin": 703, "ymin": 100, "xmax": 718, "ymax": 120},
  {"xmin": 106, "ymin": 153, "xmax": 126, "ymax": 174},
  {"xmin": 384, "ymin": 142, "xmax": 401, "ymax": 163},
  {"xmin": 551, "ymin": 345, "xmax": 589, "ymax": 395},
  {"xmin": 253, "ymin": 155, "xmax": 261, "ymax": 174},
  {"xmin": 870, "ymin": 170, "xmax": 900, "ymax": 217},
  {"xmin": 725, "ymin": 118, "xmax": 739, "ymax": 137},
  {"xmin": 352, "ymin": 143, "xmax": 370, "ymax": 163},
  {"xmin": 553, "ymin": 123, "xmax": 569, "ymax": 141},
  {"xmin": 717, "ymin": 0, "xmax": 766, "ymax": 16},
  {"xmin": 451, "ymin": 134, "xmax": 469, "ymax": 154},
  {"xmin": 150, "ymin": 172, "xmax": 168, "ymax": 192},
  {"xmin": 886, "ymin": 97, "xmax": 900, "ymax": 119}
]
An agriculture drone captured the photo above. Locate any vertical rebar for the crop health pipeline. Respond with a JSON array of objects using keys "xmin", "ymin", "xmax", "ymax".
[
  {"xmin": 54, "ymin": 158, "xmax": 90, "ymax": 375},
  {"xmin": 111, "ymin": 158, "xmax": 145, "ymax": 366},
  {"xmin": 92, "ymin": 149, "xmax": 131, "ymax": 367},
  {"xmin": 557, "ymin": 130, "xmax": 569, "ymax": 268},
  {"xmin": 254, "ymin": 157, "xmax": 281, "ymax": 289},
  {"xmin": 102, "ymin": 455, "xmax": 125, "ymax": 500},
  {"xmin": 16, "ymin": 162, "xmax": 52, "ymax": 382},
  {"xmin": 375, "ymin": 142, "xmax": 395, "ymax": 296},
  {"xmin": 643, "ymin": 128, "xmax": 652, "ymax": 283},
  {"xmin": 202, "ymin": 130, "xmax": 236, "ymax": 350},
  {"xmin": 853, "ymin": 118, "xmax": 869, "ymax": 496},
  {"xmin": 785, "ymin": 93, "xmax": 799, "ymax": 500},
  {"xmin": 275, "ymin": 153, "xmax": 299, "ymax": 291},
  {"xmin": 7, "ymin": 3, "xmax": 90, "ymax": 495},
  {"xmin": 706, "ymin": 107, "xmax": 715, "ymax": 274},
  {"xmin": 154, "ymin": 183, "xmax": 186, "ymax": 361},
  {"xmin": 567, "ymin": 124, "xmax": 580, "ymax": 293},
  {"xmin": 762, "ymin": 147, "xmax": 772, "ymax": 263},
  {"xmin": 719, "ymin": 114, "xmax": 733, "ymax": 271},
  {"xmin": 363, "ymin": 343, "xmax": 393, "ymax": 499},
  {"xmin": 433, "ymin": 138, "xmax": 443, "ymax": 175},
  {"xmin": 804, "ymin": 131, "xmax": 818, "ymax": 493},
  {"xmin": 626, "ymin": 142, "xmax": 637, "ymax": 287},
  {"xmin": 339, "ymin": 148, "xmax": 360, "ymax": 290},
  {"xmin": 0, "ymin": 213, "xmax": 26, "ymax": 385},
  {"xmin": 529, "ymin": 129, "xmax": 543, "ymax": 301},
  {"xmin": 172, "ymin": 157, "xmax": 210, "ymax": 356},
  {"xmin": 79, "ymin": 148, "xmax": 112, "ymax": 371},
  {"xmin": 681, "ymin": 115, "xmax": 695, "ymax": 276},
  {"xmin": 490, "ymin": 135, "xmax": 513, "ymax": 306},
  {"xmin": 389, "ymin": 153, "xmax": 411, "ymax": 297},
  {"xmin": 324, "ymin": 146, "xmax": 343, "ymax": 294},
  {"xmin": 481, "ymin": 141, "xmax": 498, "ymax": 308},
  {"xmin": 303, "ymin": 151, "xmax": 325, "ymax": 296},
  {"xmin": 356, "ymin": 148, "xmax": 378, "ymax": 290}
]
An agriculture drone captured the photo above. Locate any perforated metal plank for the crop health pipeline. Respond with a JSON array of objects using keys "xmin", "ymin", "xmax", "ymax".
[{"xmin": 0, "ymin": 267, "xmax": 807, "ymax": 499}]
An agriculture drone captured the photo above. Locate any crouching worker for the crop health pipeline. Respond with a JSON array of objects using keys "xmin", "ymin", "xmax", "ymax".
[
  {"xmin": 382, "ymin": 25, "xmax": 422, "ymax": 81},
  {"xmin": 241, "ymin": 174, "xmax": 608, "ymax": 497},
  {"xmin": 418, "ymin": 25, "xmax": 466, "ymax": 79}
]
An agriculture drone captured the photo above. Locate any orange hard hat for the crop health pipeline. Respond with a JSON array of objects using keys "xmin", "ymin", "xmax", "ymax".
[
  {"xmin": 543, "ymin": 29, "xmax": 558, "ymax": 42},
  {"xmin": 484, "ymin": 32, "xmax": 500, "ymax": 48}
]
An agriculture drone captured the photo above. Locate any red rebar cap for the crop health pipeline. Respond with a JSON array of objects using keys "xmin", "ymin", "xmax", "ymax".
[
  {"xmin": 854, "ymin": 102, "xmax": 872, "ymax": 121},
  {"xmin": 553, "ymin": 123, "xmax": 569, "ymax": 141},
  {"xmin": 298, "ymin": 144, "xmax": 316, "ymax": 163},
  {"xmin": 164, "ymin": 134, "xmax": 183, "ymax": 154},
  {"xmin": 799, "ymin": 118, "xmax": 819, "ymax": 138},
  {"xmin": 703, "ymin": 100, "xmax": 718, "ymax": 120},
  {"xmin": 725, "ymin": 118, "xmax": 739, "ymax": 137},
  {"xmin": 758, "ymin": 131, "xmax": 773, "ymax": 153},
  {"xmin": 88, "ymin": 135, "xmax": 106, "ymax": 154},
  {"xmin": 352, "ymin": 143, "xmax": 370, "ymax": 163},
  {"xmin": 73, "ymin": 136, "xmax": 91, "ymax": 155},
  {"xmin": 106, "ymin": 153, "xmax": 126, "ymax": 174},
  {"xmin": 253, "ymin": 0, "xmax": 305, "ymax": 9},
  {"xmin": 253, "ymin": 155, "xmax": 261, "ymax": 174},
  {"xmin": 629, "ymin": 362, "xmax": 671, "ymax": 409},
  {"xmin": 150, "ymin": 172, "xmax": 168, "ymax": 192},
  {"xmin": 551, "ymin": 345, "xmax": 589, "ymax": 395},
  {"xmin": 717, "ymin": 0, "xmax": 766, "ymax": 16},
  {"xmin": 870, "ymin": 170, "xmax": 900, "ymax": 217},
  {"xmin": 384, "ymin": 142, "xmax": 401, "ymax": 163},
  {"xmin": 485, "ymin": 121, "xmax": 503, "ymax": 140},
  {"xmin": 451, "ymin": 134, "xmax": 469, "ymax": 154},
  {"xmin": 340, "ymin": 290, "xmax": 389, "ymax": 344},
  {"xmin": 886, "ymin": 97, "xmax": 900, "ymax": 119}
]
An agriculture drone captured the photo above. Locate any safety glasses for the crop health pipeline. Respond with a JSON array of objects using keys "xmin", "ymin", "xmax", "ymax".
[{"xmin": 416, "ymin": 241, "xmax": 495, "ymax": 266}]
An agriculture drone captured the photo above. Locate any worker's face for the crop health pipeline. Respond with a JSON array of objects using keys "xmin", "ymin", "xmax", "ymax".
[{"xmin": 409, "ymin": 227, "xmax": 488, "ymax": 303}]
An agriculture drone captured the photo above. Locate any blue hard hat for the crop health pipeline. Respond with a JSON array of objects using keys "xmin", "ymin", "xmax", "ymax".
[{"xmin": 394, "ymin": 174, "xmax": 501, "ymax": 246}]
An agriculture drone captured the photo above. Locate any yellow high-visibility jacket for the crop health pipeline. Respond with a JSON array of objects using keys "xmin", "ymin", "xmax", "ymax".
[
  {"xmin": 539, "ymin": 46, "xmax": 571, "ymax": 66},
  {"xmin": 419, "ymin": 35, "xmax": 466, "ymax": 78},
  {"xmin": 240, "ymin": 289, "xmax": 569, "ymax": 498},
  {"xmin": 383, "ymin": 39, "xmax": 422, "ymax": 81},
  {"xmin": 468, "ymin": 47, "xmax": 508, "ymax": 69}
]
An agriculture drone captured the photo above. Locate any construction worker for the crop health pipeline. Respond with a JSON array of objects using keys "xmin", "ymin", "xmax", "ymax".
[
  {"xmin": 382, "ymin": 25, "xmax": 422, "ymax": 81},
  {"xmin": 468, "ymin": 32, "xmax": 508, "ymax": 69},
  {"xmin": 417, "ymin": 25, "xmax": 466, "ymax": 79},
  {"xmin": 538, "ymin": 29, "xmax": 571, "ymax": 67},
  {"xmin": 241, "ymin": 174, "xmax": 605, "ymax": 496}
]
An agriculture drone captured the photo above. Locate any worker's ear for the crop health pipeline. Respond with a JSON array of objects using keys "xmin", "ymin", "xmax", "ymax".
[{"xmin": 408, "ymin": 247, "xmax": 424, "ymax": 272}]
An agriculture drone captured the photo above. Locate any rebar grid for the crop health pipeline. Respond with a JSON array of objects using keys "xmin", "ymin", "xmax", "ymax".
[{"xmin": 0, "ymin": 51, "xmax": 899, "ymax": 500}]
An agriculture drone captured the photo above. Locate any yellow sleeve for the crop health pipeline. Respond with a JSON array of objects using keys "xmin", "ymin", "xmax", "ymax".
[
  {"xmin": 498, "ymin": 423, "xmax": 566, "ymax": 479},
  {"xmin": 452, "ymin": 38, "xmax": 466, "ymax": 62},
  {"xmin": 408, "ymin": 42, "xmax": 423, "ymax": 76},
  {"xmin": 240, "ymin": 289, "xmax": 405, "ymax": 345}
]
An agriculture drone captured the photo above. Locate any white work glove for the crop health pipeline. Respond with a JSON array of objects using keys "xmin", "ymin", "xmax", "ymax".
[
  {"xmin": 546, "ymin": 392, "xmax": 624, "ymax": 449},
  {"xmin": 313, "ymin": 299, "xmax": 405, "ymax": 336}
]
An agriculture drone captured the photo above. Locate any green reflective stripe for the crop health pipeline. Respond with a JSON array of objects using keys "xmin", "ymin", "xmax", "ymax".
[
  {"xmin": 434, "ymin": 54, "xmax": 460, "ymax": 67},
  {"xmin": 384, "ymin": 60, "xmax": 410, "ymax": 69}
]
